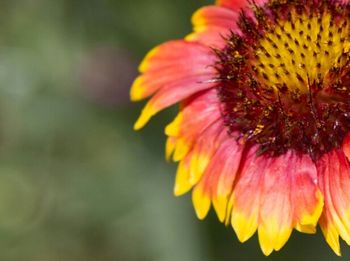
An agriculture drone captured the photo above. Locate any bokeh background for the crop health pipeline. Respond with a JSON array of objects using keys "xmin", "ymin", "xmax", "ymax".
[{"xmin": 0, "ymin": 0, "xmax": 349, "ymax": 260}]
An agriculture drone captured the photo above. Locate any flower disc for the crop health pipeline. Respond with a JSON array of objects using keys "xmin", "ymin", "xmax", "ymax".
[{"xmin": 218, "ymin": 1, "xmax": 350, "ymax": 160}]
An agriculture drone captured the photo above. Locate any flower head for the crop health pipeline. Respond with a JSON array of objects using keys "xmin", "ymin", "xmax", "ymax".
[{"xmin": 131, "ymin": 0, "xmax": 350, "ymax": 256}]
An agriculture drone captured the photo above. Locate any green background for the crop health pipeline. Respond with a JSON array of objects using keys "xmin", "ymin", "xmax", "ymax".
[{"xmin": 0, "ymin": 0, "xmax": 348, "ymax": 260}]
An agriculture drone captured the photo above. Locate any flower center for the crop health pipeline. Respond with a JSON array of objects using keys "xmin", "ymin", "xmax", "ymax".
[{"xmin": 217, "ymin": 0, "xmax": 350, "ymax": 160}]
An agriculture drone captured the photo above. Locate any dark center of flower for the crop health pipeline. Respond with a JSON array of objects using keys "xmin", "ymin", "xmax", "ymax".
[{"xmin": 217, "ymin": 0, "xmax": 350, "ymax": 160}]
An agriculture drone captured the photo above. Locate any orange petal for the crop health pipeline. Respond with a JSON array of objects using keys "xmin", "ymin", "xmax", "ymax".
[
  {"xmin": 187, "ymin": 121, "xmax": 227, "ymax": 185},
  {"xmin": 230, "ymin": 150, "xmax": 322, "ymax": 255},
  {"xmin": 187, "ymin": 124, "xmax": 230, "ymax": 220},
  {"xmin": 186, "ymin": 27, "xmax": 232, "ymax": 48},
  {"xmin": 258, "ymin": 153, "xmax": 294, "ymax": 255},
  {"xmin": 174, "ymin": 120, "xmax": 227, "ymax": 199},
  {"xmin": 165, "ymin": 136, "xmax": 176, "ymax": 161},
  {"xmin": 131, "ymin": 62, "xmax": 216, "ymax": 102},
  {"xmin": 165, "ymin": 89, "xmax": 221, "ymax": 161},
  {"xmin": 258, "ymin": 152, "xmax": 322, "ymax": 255},
  {"xmin": 192, "ymin": 180, "xmax": 211, "ymax": 220},
  {"xmin": 132, "ymin": 40, "xmax": 218, "ymax": 129},
  {"xmin": 230, "ymin": 147, "xmax": 268, "ymax": 244},
  {"xmin": 187, "ymin": 6, "xmax": 239, "ymax": 47},
  {"xmin": 138, "ymin": 40, "xmax": 215, "ymax": 73},
  {"xmin": 291, "ymin": 154, "xmax": 323, "ymax": 231},
  {"xmin": 216, "ymin": 0, "xmax": 268, "ymax": 11},
  {"xmin": 203, "ymin": 137, "xmax": 243, "ymax": 222},
  {"xmin": 318, "ymin": 150, "xmax": 350, "ymax": 255},
  {"xmin": 343, "ymin": 132, "xmax": 350, "ymax": 161},
  {"xmin": 216, "ymin": 0, "xmax": 249, "ymax": 10},
  {"xmin": 174, "ymin": 152, "xmax": 193, "ymax": 196},
  {"xmin": 134, "ymin": 74, "xmax": 216, "ymax": 130}
]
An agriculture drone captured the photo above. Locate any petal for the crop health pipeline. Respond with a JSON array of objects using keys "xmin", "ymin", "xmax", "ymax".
[
  {"xmin": 343, "ymin": 132, "xmax": 350, "ymax": 161},
  {"xmin": 258, "ymin": 154, "xmax": 294, "ymax": 255},
  {"xmin": 216, "ymin": 0, "xmax": 268, "ymax": 11},
  {"xmin": 174, "ymin": 151, "xmax": 194, "ymax": 196},
  {"xmin": 259, "ymin": 152, "xmax": 322, "ymax": 255},
  {"xmin": 192, "ymin": 6, "xmax": 239, "ymax": 29},
  {"xmin": 131, "ymin": 40, "xmax": 216, "ymax": 101},
  {"xmin": 320, "ymin": 210, "xmax": 341, "ymax": 256},
  {"xmin": 291, "ymin": 155, "xmax": 323, "ymax": 233},
  {"xmin": 166, "ymin": 89, "xmax": 221, "ymax": 161},
  {"xmin": 192, "ymin": 179, "xmax": 211, "ymax": 220},
  {"xmin": 189, "ymin": 123, "xmax": 229, "ymax": 219},
  {"xmin": 230, "ymin": 150, "xmax": 322, "ymax": 256},
  {"xmin": 165, "ymin": 136, "xmax": 177, "ymax": 161},
  {"xmin": 131, "ymin": 66, "xmax": 214, "ymax": 102},
  {"xmin": 137, "ymin": 40, "xmax": 214, "ymax": 74},
  {"xmin": 189, "ymin": 121, "xmax": 227, "ymax": 187},
  {"xmin": 186, "ymin": 6, "xmax": 239, "ymax": 48},
  {"xmin": 189, "ymin": 0, "xmax": 270, "ymax": 48},
  {"xmin": 186, "ymin": 27, "xmax": 231, "ymax": 48},
  {"xmin": 205, "ymin": 136, "xmax": 243, "ymax": 222},
  {"xmin": 133, "ymin": 40, "xmax": 217, "ymax": 130},
  {"xmin": 318, "ymin": 150, "xmax": 350, "ymax": 256},
  {"xmin": 230, "ymin": 147, "xmax": 268, "ymax": 244},
  {"xmin": 134, "ymin": 75, "xmax": 216, "ymax": 130},
  {"xmin": 216, "ymin": 0, "xmax": 250, "ymax": 10},
  {"xmin": 174, "ymin": 120, "xmax": 226, "ymax": 198},
  {"xmin": 292, "ymin": 165, "xmax": 323, "ymax": 233}
]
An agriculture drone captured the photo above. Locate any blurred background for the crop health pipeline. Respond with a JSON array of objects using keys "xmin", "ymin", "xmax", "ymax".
[{"xmin": 0, "ymin": 0, "xmax": 348, "ymax": 260}]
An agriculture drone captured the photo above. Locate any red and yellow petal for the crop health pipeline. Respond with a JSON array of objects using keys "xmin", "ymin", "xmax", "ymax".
[
  {"xmin": 291, "ymin": 155, "xmax": 323, "ymax": 233},
  {"xmin": 258, "ymin": 155, "xmax": 294, "ymax": 255},
  {"xmin": 318, "ymin": 150, "xmax": 350, "ymax": 256},
  {"xmin": 205, "ymin": 137, "xmax": 243, "ymax": 222},
  {"xmin": 230, "ymin": 147, "xmax": 268, "ymax": 244},
  {"xmin": 131, "ymin": 40, "xmax": 216, "ymax": 101},
  {"xmin": 216, "ymin": 0, "xmax": 268, "ymax": 11},
  {"xmin": 229, "ymin": 150, "xmax": 323, "ymax": 255},
  {"xmin": 343, "ymin": 133, "xmax": 350, "ymax": 161},
  {"xmin": 189, "ymin": 130, "xmax": 235, "ymax": 220},
  {"xmin": 192, "ymin": 6, "xmax": 239, "ymax": 29},
  {"xmin": 216, "ymin": 0, "xmax": 250, "ymax": 10},
  {"xmin": 174, "ymin": 151, "xmax": 194, "ymax": 196},
  {"xmin": 132, "ymin": 40, "xmax": 217, "ymax": 130},
  {"xmin": 192, "ymin": 179, "xmax": 212, "ymax": 220},
  {"xmin": 258, "ymin": 153, "xmax": 323, "ymax": 255},
  {"xmin": 165, "ymin": 89, "xmax": 221, "ymax": 161},
  {"xmin": 173, "ymin": 120, "xmax": 226, "ymax": 196},
  {"xmin": 187, "ymin": 6, "xmax": 239, "ymax": 47},
  {"xmin": 191, "ymin": 134, "xmax": 244, "ymax": 221}
]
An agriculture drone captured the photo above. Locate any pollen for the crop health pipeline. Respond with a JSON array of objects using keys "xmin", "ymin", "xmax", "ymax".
[
  {"xmin": 217, "ymin": 0, "xmax": 350, "ymax": 160},
  {"xmin": 256, "ymin": 11, "xmax": 349, "ymax": 94}
]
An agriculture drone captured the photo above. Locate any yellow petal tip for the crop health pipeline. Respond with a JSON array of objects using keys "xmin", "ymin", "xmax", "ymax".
[
  {"xmin": 322, "ymin": 226, "xmax": 341, "ymax": 257},
  {"xmin": 139, "ymin": 46, "xmax": 159, "ymax": 72},
  {"xmin": 295, "ymin": 223, "xmax": 317, "ymax": 234},
  {"xmin": 185, "ymin": 33, "xmax": 197, "ymax": 42},
  {"xmin": 258, "ymin": 227, "xmax": 275, "ymax": 256},
  {"xmin": 130, "ymin": 76, "xmax": 145, "ymax": 102},
  {"xmin": 133, "ymin": 104, "xmax": 155, "ymax": 130},
  {"xmin": 192, "ymin": 186, "xmax": 210, "ymax": 220},
  {"xmin": 165, "ymin": 138, "xmax": 176, "ymax": 161},
  {"xmin": 212, "ymin": 197, "xmax": 227, "ymax": 223},
  {"xmin": 174, "ymin": 185, "xmax": 190, "ymax": 197},
  {"xmin": 173, "ymin": 139, "xmax": 190, "ymax": 162},
  {"xmin": 165, "ymin": 113, "xmax": 182, "ymax": 137},
  {"xmin": 231, "ymin": 208, "xmax": 258, "ymax": 243}
]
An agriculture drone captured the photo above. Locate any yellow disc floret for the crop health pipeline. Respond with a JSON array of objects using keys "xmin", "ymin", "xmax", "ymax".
[{"xmin": 217, "ymin": 1, "xmax": 350, "ymax": 159}]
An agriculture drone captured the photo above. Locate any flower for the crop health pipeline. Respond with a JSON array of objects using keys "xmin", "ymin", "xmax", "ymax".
[{"xmin": 131, "ymin": 0, "xmax": 350, "ymax": 256}]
